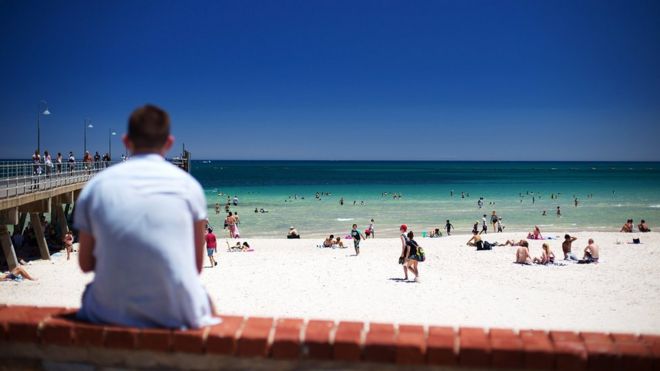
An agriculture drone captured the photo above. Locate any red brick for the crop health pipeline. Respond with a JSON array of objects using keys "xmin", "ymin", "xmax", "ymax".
[
  {"xmin": 398, "ymin": 324, "xmax": 424, "ymax": 336},
  {"xmin": 333, "ymin": 322, "xmax": 364, "ymax": 361},
  {"xmin": 522, "ymin": 335, "xmax": 555, "ymax": 369},
  {"xmin": 426, "ymin": 327, "xmax": 456, "ymax": 365},
  {"xmin": 459, "ymin": 335, "xmax": 491, "ymax": 368},
  {"xmin": 5, "ymin": 306, "xmax": 67, "ymax": 343},
  {"xmin": 550, "ymin": 330, "xmax": 581, "ymax": 343},
  {"xmin": 73, "ymin": 322, "xmax": 105, "ymax": 347},
  {"xmin": 615, "ymin": 342, "xmax": 652, "ymax": 371},
  {"xmin": 554, "ymin": 341, "xmax": 587, "ymax": 371},
  {"xmin": 364, "ymin": 328, "xmax": 396, "ymax": 363},
  {"xmin": 7, "ymin": 318, "xmax": 43, "ymax": 343},
  {"xmin": 172, "ymin": 327, "xmax": 206, "ymax": 353},
  {"xmin": 585, "ymin": 341, "xmax": 617, "ymax": 371},
  {"xmin": 429, "ymin": 326, "xmax": 455, "ymax": 337},
  {"xmin": 237, "ymin": 317, "xmax": 273, "ymax": 358},
  {"xmin": 138, "ymin": 328, "xmax": 172, "ymax": 352},
  {"xmin": 104, "ymin": 327, "xmax": 138, "ymax": 349},
  {"xmin": 460, "ymin": 326, "xmax": 487, "ymax": 339},
  {"xmin": 491, "ymin": 337, "xmax": 523, "ymax": 368},
  {"xmin": 396, "ymin": 331, "xmax": 425, "ymax": 365},
  {"xmin": 490, "ymin": 328, "xmax": 518, "ymax": 339},
  {"xmin": 41, "ymin": 317, "xmax": 75, "ymax": 345},
  {"xmin": 519, "ymin": 329, "xmax": 548, "ymax": 340},
  {"xmin": 369, "ymin": 322, "xmax": 394, "ymax": 334},
  {"xmin": 610, "ymin": 333, "xmax": 638, "ymax": 344},
  {"xmin": 641, "ymin": 334, "xmax": 660, "ymax": 346},
  {"xmin": 271, "ymin": 318, "xmax": 303, "ymax": 359},
  {"xmin": 303, "ymin": 320, "xmax": 334, "ymax": 360},
  {"xmin": 581, "ymin": 331, "xmax": 613, "ymax": 344},
  {"xmin": 206, "ymin": 315, "xmax": 244, "ymax": 355}
]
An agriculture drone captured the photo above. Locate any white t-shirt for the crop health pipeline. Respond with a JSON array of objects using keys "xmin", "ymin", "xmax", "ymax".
[{"xmin": 74, "ymin": 154, "xmax": 218, "ymax": 329}]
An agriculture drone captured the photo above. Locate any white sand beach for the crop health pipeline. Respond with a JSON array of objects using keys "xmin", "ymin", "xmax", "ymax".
[{"xmin": 2, "ymin": 231, "xmax": 659, "ymax": 334}]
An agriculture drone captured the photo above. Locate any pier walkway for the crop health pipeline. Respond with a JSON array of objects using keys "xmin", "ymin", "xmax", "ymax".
[{"xmin": 0, "ymin": 154, "xmax": 190, "ymax": 270}]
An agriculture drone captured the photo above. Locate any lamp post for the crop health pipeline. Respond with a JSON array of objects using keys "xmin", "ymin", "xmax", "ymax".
[
  {"xmin": 84, "ymin": 119, "xmax": 93, "ymax": 154},
  {"xmin": 36, "ymin": 100, "xmax": 51, "ymax": 153},
  {"xmin": 108, "ymin": 129, "xmax": 117, "ymax": 160}
]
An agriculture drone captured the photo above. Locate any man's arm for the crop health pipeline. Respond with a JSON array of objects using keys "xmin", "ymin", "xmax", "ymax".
[
  {"xmin": 78, "ymin": 231, "xmax": 96, "ymax": 273},
  {"xmin": 194, "ymin": 220, "xmax": 206, "ymax": 274}
]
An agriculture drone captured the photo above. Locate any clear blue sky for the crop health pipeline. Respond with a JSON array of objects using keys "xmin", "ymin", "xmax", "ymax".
[{"xmin": 1, "ymin": 0, "xmax": 659, "ymax": 160}]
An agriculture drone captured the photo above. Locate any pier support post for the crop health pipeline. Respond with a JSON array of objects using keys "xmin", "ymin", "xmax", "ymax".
[
  {"xmin": 0, "ymin": 225, "xmax": 19, "ymax": 270},
  {"xmin": 29, "ymin": 212, "xmax": 50, "ymax": 260},
  {"xmin": 14, "ymin": 212, "xmax": 27, "ymax": 235},
  {"xmin": 54, "ymin": 205, "xmax": 69, "ymax": 236}
]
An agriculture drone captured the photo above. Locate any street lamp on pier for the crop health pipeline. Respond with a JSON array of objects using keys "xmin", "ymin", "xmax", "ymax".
[
  {"xmin": 84, "ymin": 119, "xmax": 93, "ymax": 154},
  {"xmin": 36, "ymin": 100, "xmax": 51, "ymax": 153}
]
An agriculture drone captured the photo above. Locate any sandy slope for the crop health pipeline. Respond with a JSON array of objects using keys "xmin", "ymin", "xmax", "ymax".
[{"xmin": 2, "ymin": 231, "xmax": 659, "ymax": 334}]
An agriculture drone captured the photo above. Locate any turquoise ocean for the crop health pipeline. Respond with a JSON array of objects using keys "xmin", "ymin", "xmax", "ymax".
[{"xmin": 193, "ymin": 161, "xmax": 660, "ymax": 238}]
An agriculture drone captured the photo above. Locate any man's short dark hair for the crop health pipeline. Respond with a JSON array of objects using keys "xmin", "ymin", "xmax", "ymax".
[{"xmin": 128, "ymin": 104, "xmax": 170, "ymax": 149}]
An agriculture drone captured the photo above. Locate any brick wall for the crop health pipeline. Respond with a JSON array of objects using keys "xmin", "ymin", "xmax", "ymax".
[{"xmin": 0, "ymin": 304, "xmax": 658, "ymax": 370}]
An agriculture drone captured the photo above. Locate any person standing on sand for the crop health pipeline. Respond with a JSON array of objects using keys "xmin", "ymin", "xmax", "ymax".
[
  {"xmin": 490, "ymin": 211, "xmax": 499, "ymax": 232},
  {"xmin": 367, "ymin": 219, "xmax": 375, "ymax": 238},
  {"xmin": 556, "ymin": 206, "xmax": 561, "ymax": 217},
  {"xmin": 350, "ymin": 224, "xmax": 366, "ymax": 256},
  {"xmin": 404, "ymin": 231, "xmax": 421, "ymax": 282},
  {"xmin": 205, "ymin": 228, "xmax": 218, "ymax": 267},
  {"xmin": 481, "ymin": 214, "xmax": 488, "ymax": 234},
  {"xmin": 74, "ymin": 104, "xmax": 218, "ymax": 329},
  {"xmin": 445, "ymin": 220, "xmax": 453, "ymax": 236},
  {"xmin": 562, "ymin": 234, "xmax": 578, "ymax": 261},
  {"xmin": 225, "ymin": 212, "xmax": 237, "ymax": 238},
  {"xmin": 399, "ymin": 224, "xmax": 410, "ymax": 279}
]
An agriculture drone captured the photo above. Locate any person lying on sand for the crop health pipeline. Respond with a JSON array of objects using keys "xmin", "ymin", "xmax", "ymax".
[
  {"xmin": 515, "ymin": 241, "xmax": 531, "ymax": 265},
  {"xmin": 578, "ymin": 239, "xmax": 599, "ymax": 264},
  {"xmin": 1, "ymin": 266, "xmax": 36, "ymax": 281},
  {"xmin": 503, "ymin": 239, "xmax": 526, "ymax": 247},
  {"xmin": 562, "ymin": 234, "xmax": 578, "ymax": 261},
  {"xmin": 620, "ymin": 219, "xmax": 633, "ymax": 233},
  {"xmin": 527, "ymin": 226, "xmax": 543, "ymax": 240},
  {"xmin": 638, "ymin": 219, "xmax": 651, "ymax": 232},
  {"xmin": 533, "ymin": 243, "xmax": 555, "ymax": 265},
  {"xmin": 466, "ymin": 234, "xmax": 498, "ymax": 250},
  {"xmin": 333, "ymin": 236, "xmax": 345, "ymax": 248}
]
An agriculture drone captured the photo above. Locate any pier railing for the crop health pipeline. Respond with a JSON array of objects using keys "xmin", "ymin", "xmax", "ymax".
[{"xmin": 0, "ymin": 161, "xmax": 114, "ymax": 200}]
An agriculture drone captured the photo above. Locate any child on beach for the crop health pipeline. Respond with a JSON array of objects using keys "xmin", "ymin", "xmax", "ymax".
[
  {"xmin": 63, "ymin": 231, "xmax": 74, "ymax": 261},
  {"xmin": 323, "ymin": 235, "xmax": 334, "ymax": 248},
  {"xmin": 445, "ymin": 220, "xmax": 453, "ymax": 236},
  {"xmin": 366, "ymin": 219, "xmax": 375, "ymax": 238},
  {"xmin": 334, "ymin": 236, "xmax": 345, "ymax": 248},
  {"xmin": 481, "ymin": 215, "xmax": 488, "ymax": 234},
  {"xmin": 620, "ymin": 219, "xmax": 633, "ymax": 233},
  {"xmin": 205, "ymin": 228, "xmax": 218, "ymax": 267},
  {"xmin": 350, "ymin": 224, "xmax": 366, "ymax": 256},
  {"xmin": 562, "ymin": 234, "xmax": 578, "ymax": 261},
  {"xmin": 638, "ymin": 220, "xmax": 651, "ymax": 232},
  {"xmin": 514, "ymin": 241, "xmax": 531, "ymax": 265},
  {"xmin": 472, "ymin": 222, "xmax": 479, "ymax": 235},
  {"xmin": 533, "ymin": 243, "xmax": 555, "ymax": 265}
]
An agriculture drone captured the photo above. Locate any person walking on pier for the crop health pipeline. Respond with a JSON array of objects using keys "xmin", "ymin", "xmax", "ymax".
[{"xmin": 74, "ymin": 104, "xmax": 218, "ymax": 329}]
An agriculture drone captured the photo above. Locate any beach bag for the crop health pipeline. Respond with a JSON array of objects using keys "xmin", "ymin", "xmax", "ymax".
[{"xmin": 417, "ymin": 246, "xmax": 426, "ymax": 262}]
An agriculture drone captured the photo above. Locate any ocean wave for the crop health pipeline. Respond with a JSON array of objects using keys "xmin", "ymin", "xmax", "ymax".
[
  {"xmin": 537, "ymin": 224, "xmax": 554, "ymax": 227},
  {"xmin": 649, "ymin": 204, "xmax": 660, "ymax": 208},
  {"xmin": 336, "ymin": 218, "xmax": 354, "ymax": 221}
]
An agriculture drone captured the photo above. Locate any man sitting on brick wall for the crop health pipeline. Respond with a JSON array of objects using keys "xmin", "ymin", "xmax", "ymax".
[{"xmin": 74, "ymin": 104, "xmax": 219, "ymax": 329}]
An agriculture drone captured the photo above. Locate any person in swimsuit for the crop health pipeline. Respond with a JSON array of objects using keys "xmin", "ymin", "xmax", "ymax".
[
  {"xmin": 620, "ymin": 219, "xmax": 633, "ymax": 233},
  {"xmin": 404, "ymin": 231, "xmax": 420, "ymax": 282},
  {"xmin": 466, "ymin": 234, "xmax": 498, "ymax": 250},
  {"xmin": 503, "ymin": 239, "xmax": 526, "ymax": 247},
  {"xmin": 472, "ymin": 222, "xmax": 479, "ymax": 235},
  {"xmin": 562, "ymin": 234, "xmax": 578, "ymax": 261},
  {"xmin": 445, "ymin": 220, "xmax": 453, "ymax": 236},
  {"xmin": 63, "ymin": 231, "xmax": 74, "ymax": 260},
  {"xmin": 533, "ymin": 243, "xmax": 555, "ymax": 265},
  {"xmin": 527, "ymin": 226, "xmax": 543, "ymax": 240},
  {"xmin": 490, "ymin": 211, "xmax": 498, "ymax": 232},
  {"xmin": 399, "ymin": 224, "xmax": 410, "ymax": 279},
  {"xmin": 514, "ymin": 240, "xmax": 531, "ymax": 264},
  {"xmin": 323, "ymin": 235, "xmax": 334, "ymax": 248},
  {"xmin": 1, "ymin": 266, "xmax": 36, "ymax": 281},
  {"xmin": 579, "ymin": 239, "xmax": 599, "ymax": 264},
  {"xmin": 638, "ymin": 219, "xmax": 651, "ymax": 232},
  {"xmin": 225, "ymin": 212, "xmax": 237, "ymax": 238}
]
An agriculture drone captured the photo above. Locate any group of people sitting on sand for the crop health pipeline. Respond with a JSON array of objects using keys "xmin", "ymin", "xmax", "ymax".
[
  {"xmin": 226, "ymin": 241, "xmax": 252, "ymax": 252},
  {"xmin": 513, "ymin": 235, "xmax": 599, "ymax": 265},
  {"xmin": 621, "ymin": 219, "xmax": 651, "ymax": 233},
  {"xmin": 320, "ymin": 234, "xmax": 346, "ymax": 248}
]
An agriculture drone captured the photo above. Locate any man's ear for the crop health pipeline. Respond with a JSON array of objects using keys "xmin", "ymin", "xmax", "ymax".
[
  {"xmin": 122, "ymin": 135, "xmax": 133, "ymax": 154},
  {"xmin": 161, "ymin": 135, "xmax": 174, "ymax": 155}
]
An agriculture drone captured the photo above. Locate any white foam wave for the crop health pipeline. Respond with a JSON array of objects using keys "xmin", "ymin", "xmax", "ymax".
[
  {"xmin": 336, "ymin": 218, "xmax": 354, "ymax": 221},
  {"xmin": 649, "ymin": 204, "xmax": 660, "ymax": 208}
]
